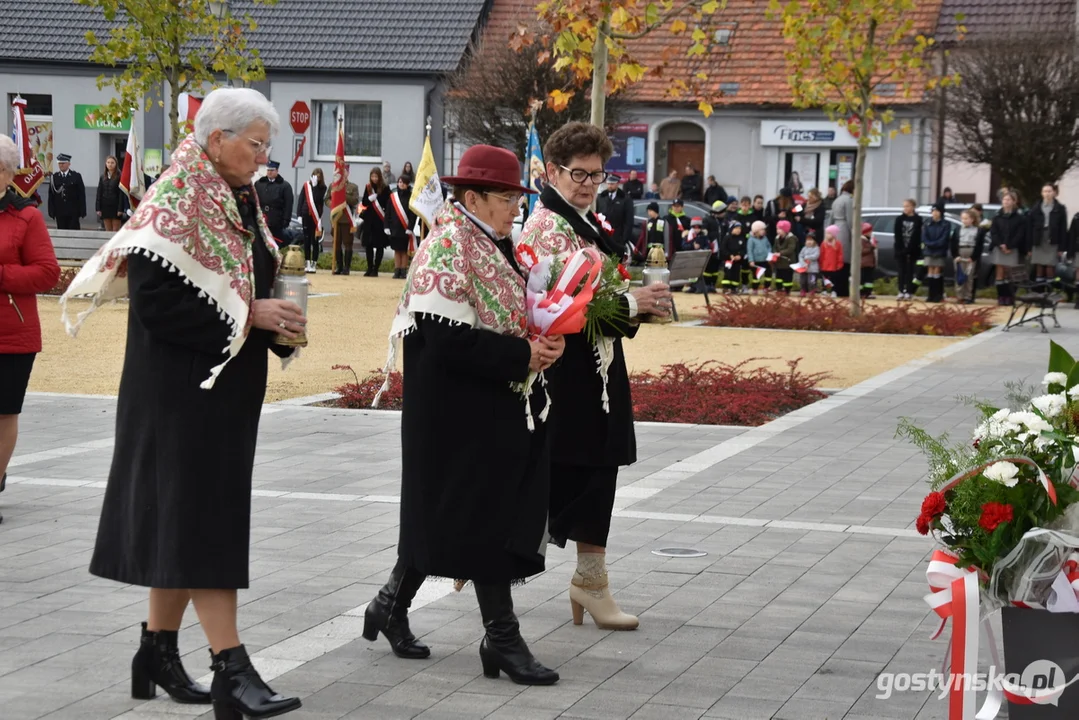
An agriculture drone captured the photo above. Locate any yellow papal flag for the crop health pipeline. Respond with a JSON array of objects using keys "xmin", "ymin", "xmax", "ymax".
[{"xmin": 409, "ymin": 135, "xmax": 442, "ymax": 227}]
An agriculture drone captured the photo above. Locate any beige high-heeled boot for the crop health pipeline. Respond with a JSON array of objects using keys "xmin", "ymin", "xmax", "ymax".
[{"xmin": 568, "ymin": 553, "xmax": 638, "ymax": 631}]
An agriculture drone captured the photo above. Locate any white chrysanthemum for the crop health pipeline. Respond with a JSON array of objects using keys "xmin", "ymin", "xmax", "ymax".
[
  {"xmin": 1069, "ymin": 386, "xmax": 1079, "ymax": 399},
  {"xmin": 1044, "ymin": 372, "xmax": 1068, "ymax": 387},
  {"xmin": 984, "ymin": 461, "xmax": 1020, "ymax": 487},
  {"xmin": 1010, "ymin": 410, "xmax": 1053, "ymax": 434},
  {"xmin": 991, "ymin": 408, "xmax": 1012, "ymax": 422},
  {"xmin": 1032, "ymin": 394, "xmax": 1067, "ymax": 419},
  {"xmin": 1034, "ymin": 436, "xmax": 1053, "ymax": 452}
]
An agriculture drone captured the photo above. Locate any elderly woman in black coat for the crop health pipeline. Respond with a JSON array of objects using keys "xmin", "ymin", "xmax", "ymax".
[
  {"xmin": 61, "ymin": 88, "xmax": 304, "ymax": 720},
  {"xmin": 362, "ymin": 145, "xmax": 565, "ymax": 685}
]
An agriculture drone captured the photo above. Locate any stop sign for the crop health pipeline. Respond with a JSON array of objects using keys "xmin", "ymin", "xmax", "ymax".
[{"xmin": 289, "ymin": 101, "xmax": 311, "ymax": 134}]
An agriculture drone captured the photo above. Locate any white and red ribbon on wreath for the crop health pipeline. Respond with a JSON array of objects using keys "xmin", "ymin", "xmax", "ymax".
[
  {"xmin": 924, "ymin": 456, "xmax": 1074, "ymax": 719},
  {"xmin": 516, "ymin": 245, "xmax": 604, "ymax": 338}
]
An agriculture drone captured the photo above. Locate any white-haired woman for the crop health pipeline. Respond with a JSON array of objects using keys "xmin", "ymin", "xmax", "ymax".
[
  {"xmin": 0, "ymin": 136, "xmax": 60, "ymax": 526},
  {"xmin": 61, "ymin": 88, "xmax": 304, "ymax": 720}
]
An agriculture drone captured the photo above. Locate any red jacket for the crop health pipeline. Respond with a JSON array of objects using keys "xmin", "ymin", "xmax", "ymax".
[
  {"xmin": 0, "ymin": 202, "xmax": 60, "ymax": 354},
  {"xmin": 819, "ymin": 239, "xmax": 844, "ymax": 273}
]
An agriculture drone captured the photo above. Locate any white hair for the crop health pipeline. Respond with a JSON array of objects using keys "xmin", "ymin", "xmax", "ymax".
[
  {"xmin": 193, "ymin": 87, "xmax": 280, "ymax": 146},
  {"xmin": 0, "ymin": 136, "xmax": 18, "ymax": 173}
]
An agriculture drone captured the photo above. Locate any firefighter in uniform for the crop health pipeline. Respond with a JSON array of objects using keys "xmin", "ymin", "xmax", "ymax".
[
  {"xmin": 254, "ymin": 160, "xmax": 294, "ymax": 242},
  {"xmin": 48, "ymin": 153, "xmax": 87, "ymax": 230}
]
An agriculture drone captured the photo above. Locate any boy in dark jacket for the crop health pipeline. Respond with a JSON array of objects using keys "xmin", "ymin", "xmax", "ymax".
[
  {"xmin": 635, "ymin": 201, "xmax": 669, "ymax": 261},
  {"xmin": 721, "ymin": 222, "xmax": 747, "ymax": 293},
  {"xmin": 892, "ymin": 199, "xmax": 922, "ymax": 300}
]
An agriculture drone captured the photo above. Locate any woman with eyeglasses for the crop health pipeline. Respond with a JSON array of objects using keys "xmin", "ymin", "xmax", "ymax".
[
  {"xmin": 61, "ymin": 88, "xmax": 304, "ymax": 720},
  {"xmin": 362, "ymin": 144, "xmax": 565, "ymax": 685},
  {"xmin": 518, "ymin": 122, "xmax": 672, "ymax": 632}
]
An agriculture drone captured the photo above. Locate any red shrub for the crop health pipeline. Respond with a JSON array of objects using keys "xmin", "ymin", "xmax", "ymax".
[
  {"xmin": 703, "ymin": 294, "xmax": 994, "ymax": 336},
  {"xmin": 43, "ymin": 267, "xmax": 79, "ymax": 296},
  {"xmin": 629, "ymin": 358, "xmax": 828, "ymax": 426},
  {"xmin": 332, "ymin": 365, "xmax": 403, "ymax": 410}
]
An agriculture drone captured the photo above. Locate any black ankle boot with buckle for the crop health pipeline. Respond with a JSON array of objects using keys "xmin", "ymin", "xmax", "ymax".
[
  {"xmin": 209, "ymin": 644, "xmax": 301, "ymax": 719},
  {"xmin": 363, "ymin": 562, "xmax": 430, "ymax": 658},
  {"xmin": 474, "ymin": 582, "xmax": 559, "ymax": 686},
  {"xmin": 131, "ymin": 622, "xmax": 211, "ymax": 704}
]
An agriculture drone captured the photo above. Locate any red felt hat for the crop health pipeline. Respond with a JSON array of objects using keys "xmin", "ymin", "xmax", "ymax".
[{"xmin": 441, "ymin": 145, "xmax": 535, "ymax": 194}]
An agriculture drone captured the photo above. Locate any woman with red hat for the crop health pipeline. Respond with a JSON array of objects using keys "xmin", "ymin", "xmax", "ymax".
[{"xmin": 361, "ymin": 144, "xmax": 565, "ymax": 686}]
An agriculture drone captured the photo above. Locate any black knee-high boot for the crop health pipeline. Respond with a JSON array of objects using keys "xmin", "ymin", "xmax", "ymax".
[
  {"xmin": 474, "ymin": 583, "xmax": 559, "ymax": 686},
  {"xmin": 362, "ymin": 561, "xmax": 431, "ymax": 659},
  {"xmin": 365, "ymin": 247, "xmax": 376, "ymax": 277},
  {"xmin": 374, "ymin": 247, "xmax": 384, "ymax": 275},
  {"xmin": 209, "ymin": 645, "xmax": 301, "ymax": 719},
  {"xmin": 131, "ymin": 622, "xmax": 211, "ymax": 704}
]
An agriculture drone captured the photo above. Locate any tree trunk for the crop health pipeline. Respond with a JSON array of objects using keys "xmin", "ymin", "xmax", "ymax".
[
  {"xmin": 590, "ymin": 16, "xmax": 610, "ymax": 128},
  {"xmin": 169, "ymin": 76, "xmax": 181, "ymax": 153},
  {"xmin": 849, "ymin": 119, "xmax": 869, "ymax": 318}
]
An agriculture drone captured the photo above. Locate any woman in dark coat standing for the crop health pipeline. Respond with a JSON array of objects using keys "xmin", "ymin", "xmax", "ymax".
[
  {"xmin": 296, "ymin": 167, "xmax": 326, "ymax": 272},
  {"xmin": 61, "ymin": 88, "xmax": 304, "ymax": 720},
  {"xmin": 360, "ymin": 167, "xmax": 391, "ymax": 277},
  {"xmin": 518, "ymin": 122, "xmax": 672, "ymax": 632},
  {"xmin": 96, "ymin": 156, "xmax": 123, "ymax": 231},
  {"xmin": 386, "ymin": 175, "xmax": 415, "ymax": 279},
  {"xmin": 1026, "ymin": 183, "xmax": 1068, "ymax": 286},
  {"xmin": 989, "ymin": 190, "xmax": 1030, "ymax": 306},
  {"xmin": 362, "ymin": 145, "xmax": 565, "ymax": 685}
]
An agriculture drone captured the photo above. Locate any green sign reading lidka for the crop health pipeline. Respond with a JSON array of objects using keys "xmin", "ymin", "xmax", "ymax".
[{"xmin": 74, "ymin": 105, "xmax": 131, "ymax": 131}]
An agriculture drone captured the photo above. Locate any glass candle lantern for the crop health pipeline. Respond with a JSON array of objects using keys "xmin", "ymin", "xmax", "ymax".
[{"xmin": 272, "ymin": 245, "xmax": 309, "ymax": 347}]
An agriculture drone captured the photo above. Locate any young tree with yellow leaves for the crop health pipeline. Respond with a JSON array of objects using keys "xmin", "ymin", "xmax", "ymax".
[
  {"xmin": 769, "ymin": 0, "xmax": 959, "ymax": 316},
  {"xmin": 78, "ymin": 0, "xmax": 275, "ymax": 149},
  {"xmin": 513, "ymin": 0, "xmax": 727, "ymax": 127}
]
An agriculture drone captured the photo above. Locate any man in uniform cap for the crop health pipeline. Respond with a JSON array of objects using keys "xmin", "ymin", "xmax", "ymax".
[
  {"xmin": 254, "ymin": 160, "xmax": 294, "ymax": 242},
  {"xmin": 48, "ymin": 154, "xmax": 87, "ymax": 230}
]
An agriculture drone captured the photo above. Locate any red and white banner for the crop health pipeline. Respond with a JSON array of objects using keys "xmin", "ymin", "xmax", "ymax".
[
  {"xmin": 10, "ymin": 97, "xmax": 44, "ymax": 198},
  {"xmin": 120, "ymin": 123, "xmax": 145, "ymax": 210},
  {"xmin": 177, "ymin": 93, "xmax": 202, "ymax": 136},
  {"xmin": 329, "ymin": 119, "xmax": 353, "ymax": 231}
]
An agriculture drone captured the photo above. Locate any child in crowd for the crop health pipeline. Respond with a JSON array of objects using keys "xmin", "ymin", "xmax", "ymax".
[
  {"xmin": 798, "ymin": 233, "xmax": 820, "ymax": 296},
  {"xmin": 721, "ymin": 222, "xmax": 747, "ymax": 293},
  {"xmin": 952, "ymin": 209, "xmax": 987, "ymax": 304},
  {"xmin": 636, "ymin": 201, "xmax": 668, "ymax": 260},
  {"xmin": 892, "ymin": 199, "xmax": 922, "ymax": 300},
  {"xmin": 773, "ymin": 219, "xmax": 798, "ymax": 295},
  {"xmin": 922, "ymin": 203, "xmax": 951, "ymax": 303},
  {"xmin": 819, "ymin": 225, "xmax": 845, "ymax": 297},
  {"xmin": 746, "ymin": 220, "xmax": 773, "ymax": 293},
  {"xmin": 860, "ymin": 221, "xmax": 877, "ymax": 299},
  {"xmin": 683, "ymin": 216, "xmax": 707, "ymax": 251}
]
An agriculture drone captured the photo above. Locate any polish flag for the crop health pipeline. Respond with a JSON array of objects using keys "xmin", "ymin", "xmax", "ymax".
[
  {"xmin": 120, "ymin": 123, "xmax": 145, "ymax": 210},
  {"xmin": 177, "ymin": 93, "xmax": 203, "ymax": 136}
]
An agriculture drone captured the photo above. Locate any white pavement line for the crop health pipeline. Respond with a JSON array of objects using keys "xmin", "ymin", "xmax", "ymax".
[
  {"xmin": 6, "ymin": 437, "xmax": 115, "ymax": 469},
  {"xmin": 270, "ymin": 391, "xmax": 342, "ymax": 406},
  {"xmin": 614, "ymin": 508, "xmax": 925, "ymax": 538},
  {"xmin": 616, "ymin": 326, "xmax": 1002, "ymax": 508}
]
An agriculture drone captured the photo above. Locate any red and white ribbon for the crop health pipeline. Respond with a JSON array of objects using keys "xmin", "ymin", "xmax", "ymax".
[
  {"xmin": 304, "ymin": 182, "xmax": 322, "ymax": 234},
  {"xmin": 754, "ymin": 266, "xmax": 768, "ymax": 280}
]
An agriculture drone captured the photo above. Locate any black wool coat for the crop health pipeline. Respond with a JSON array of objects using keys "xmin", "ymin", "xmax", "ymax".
[
  {"xmin": 90, "ymin": 204, "xmax": 291, "ymax": 589},
  {"xmin": 1027, "ymin": 200, "xmax": 1069, "ymax": 249}
]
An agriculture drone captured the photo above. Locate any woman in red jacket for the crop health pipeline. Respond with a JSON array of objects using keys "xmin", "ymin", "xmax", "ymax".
[{"xmin": 0, "ymin": 136, "xmax": 61, "ymax": 524}]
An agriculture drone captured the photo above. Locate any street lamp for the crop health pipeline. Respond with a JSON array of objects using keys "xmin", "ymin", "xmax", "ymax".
[{"xmin": 208, "ymin": 0, "xmax": 227, "ymax": 18}]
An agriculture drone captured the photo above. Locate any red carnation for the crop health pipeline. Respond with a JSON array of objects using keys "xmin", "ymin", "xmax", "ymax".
[
  {"xmin": 916, "ymin": 513, "xmax": 932, "ymax": 535},
  {"xmin": 921, "ymin": 491, "xmax": 947, "ymax": 519},
  {"xmin": 172, "ymin": 178, "xmax": 185, "ymax": 189},
  {"xmin": 441, "ymin": 238, "xmax": 452, "ymax": 248},
  {"xmin": 617, "ymin": 263, "xmax": 632, "ymax": 281},
  {"xmin": 979, "ymin": 502, "xmax": 1014, "ymax": 533}
]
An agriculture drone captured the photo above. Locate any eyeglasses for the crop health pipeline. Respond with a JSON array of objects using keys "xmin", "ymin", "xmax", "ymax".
[
  {"xmin": 225, "ymin": 131, "xmax": 272, "ymax": 156},
  {"xmin": 484, "ymin": 191, "xmax": 524, "ymax": 206},
  {"xmin": 559, "ymin": 165, "xmax": 610, "ymax": 185}
]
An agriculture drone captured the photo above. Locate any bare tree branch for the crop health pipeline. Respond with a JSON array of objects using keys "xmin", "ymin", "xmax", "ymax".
[
  {"xmin": 945, "ymin": 30, "xmax": 1079, "ymax": 205},
  {"xmin": 445, "ymin": 25, "xmax": 626, "ymax": 160}
]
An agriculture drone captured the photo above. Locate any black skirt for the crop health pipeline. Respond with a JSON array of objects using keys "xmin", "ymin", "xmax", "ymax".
[
  {"xmin": 0, "ymin": 352, "xmax": 35, "ymax": 414},
  {"xmin": 549, "ymin": 463, "xmax": 618, "ymax": 548}
]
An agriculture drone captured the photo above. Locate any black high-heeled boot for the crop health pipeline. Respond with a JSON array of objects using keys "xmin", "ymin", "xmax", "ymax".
[
  {"xmin": 474, "ymin": 582, "xmax": 559, "ymax": 686},
  {"xmin": 1, "ymin": 472, "xmax": 5, "ymax": 524},
  {"xmin": 131, "ymin": 622, "xmax": 211, "ymax": 704},
  {"xmin": 209, "ymin": 644, "xmax": 301, "ymax": 719},
  {"xmin": 362, "ymin": 561, "xmax": 430, "ymax": 658}
]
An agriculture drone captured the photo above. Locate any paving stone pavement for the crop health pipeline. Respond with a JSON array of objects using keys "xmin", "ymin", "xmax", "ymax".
[{"xmin": 0, "ymin": 317, "xmax": 1073, "ymax": 719}]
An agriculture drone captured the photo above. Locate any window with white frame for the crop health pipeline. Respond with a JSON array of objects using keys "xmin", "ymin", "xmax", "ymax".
[{"xmin": 314, "ymin": 101, "xmax": 382, "ymax": 161}]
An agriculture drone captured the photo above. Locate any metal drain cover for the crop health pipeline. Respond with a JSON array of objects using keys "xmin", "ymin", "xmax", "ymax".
[{"xmin": 651, "ymin": 547, "xmax": 708, "ymax": 558}]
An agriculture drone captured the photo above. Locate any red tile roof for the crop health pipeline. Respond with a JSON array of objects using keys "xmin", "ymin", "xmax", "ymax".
[{"xmin": 484, "ymin": 0, "xmax": 944, "ymax": 107}]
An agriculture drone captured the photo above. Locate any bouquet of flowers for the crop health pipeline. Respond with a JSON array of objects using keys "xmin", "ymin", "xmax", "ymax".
[
  {"xmin": 900, "ymin": 343, "xmax": 1079, "ymax": 720},
  {"xmin": 511, "ymin": 245, "xmax": 632, "ymax": 429}
]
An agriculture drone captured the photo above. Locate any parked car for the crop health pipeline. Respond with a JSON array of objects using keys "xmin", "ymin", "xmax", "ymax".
[
  {"xmin": 917, "ymin": 203, "xmax": 1001, "ymax": 224},
  {"xmin": 861, "ymin": 207, "xmax": 994, "ymax": 286}
]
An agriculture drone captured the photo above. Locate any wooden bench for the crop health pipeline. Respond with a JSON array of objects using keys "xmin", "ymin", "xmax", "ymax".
[
  {"xmin": 666, "ymin": 249, "xmax": 712, "ymax": 322},
  {"xmin": 48, "ymin": 229, "xmax": 115, "ymax": 265}
]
